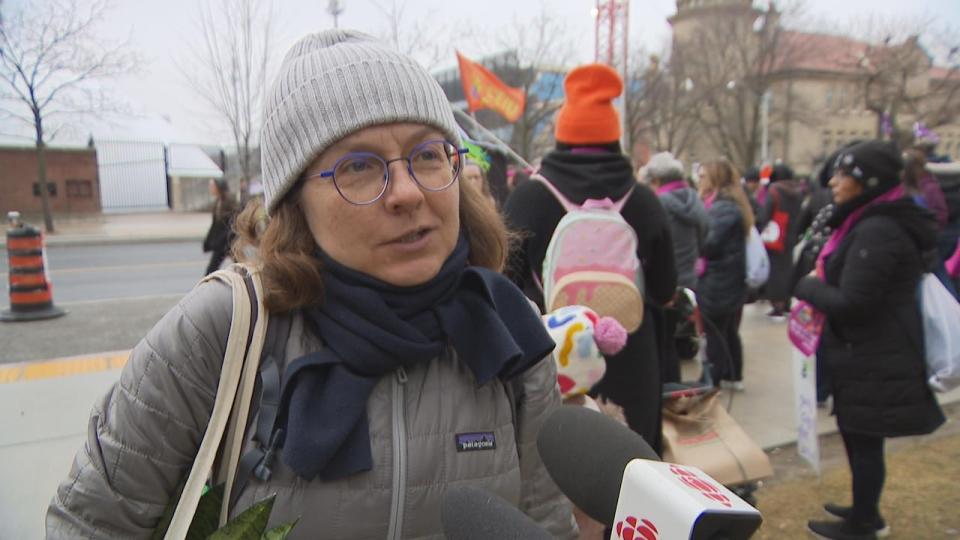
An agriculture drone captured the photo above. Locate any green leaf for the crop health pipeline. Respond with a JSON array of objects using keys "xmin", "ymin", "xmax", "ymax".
[
  {"xmin": 207, "ymin": 494, "xmax": 276, "ymax": 540},
  {"xmin": 185, "ymin": 484, "xmax": 225, "ymax": 540},
  {"xmin": 261, "ymin": 518, "xmax": 299, "ymax": 540}
]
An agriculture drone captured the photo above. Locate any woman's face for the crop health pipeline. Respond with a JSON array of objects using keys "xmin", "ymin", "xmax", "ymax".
[
  {"xmin": 461, "ymin": 163, "xmax": 484, "ymax": 189},
  {"xmin": 829, "ymin": 172, "xmax": 863, "ymax": 205},
  {"xmin": 698, "ymin": 170, "xmax": 713, "ymax": 197},
  {"xmin": 209, "ymin": 180, "xmax": 219, "ymax": 198},
  {"xmin": 300, "ymin": 123, "xmax": 461, "ymax": 286}
]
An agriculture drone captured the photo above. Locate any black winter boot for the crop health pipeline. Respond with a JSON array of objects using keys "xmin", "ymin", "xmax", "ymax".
[{"xmin": 808, "ymin": 518, "xmax": 884, "ymax": 540}]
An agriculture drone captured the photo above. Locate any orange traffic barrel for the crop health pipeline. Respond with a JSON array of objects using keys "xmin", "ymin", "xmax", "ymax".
[{"xmin": 2, "ymin": 218, "xmax": 66, "ymax": 322}]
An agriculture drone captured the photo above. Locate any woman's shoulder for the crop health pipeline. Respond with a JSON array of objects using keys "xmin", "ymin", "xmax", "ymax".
[
  {"xmin": 146, "ymin": 275, "xmax": 235, "ymax": 359},
  {"xmin": 711, "ymin": 196, "xmax": 741, "ymax": 214},
  {"xmin": 178, "ymin": 275, "xmax": 234, "ymax": 327}
]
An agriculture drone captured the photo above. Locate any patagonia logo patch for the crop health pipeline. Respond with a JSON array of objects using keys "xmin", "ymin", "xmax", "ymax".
[{"xmin": 455, "ymin": 432, "xmax": 496, "ymax": 452}]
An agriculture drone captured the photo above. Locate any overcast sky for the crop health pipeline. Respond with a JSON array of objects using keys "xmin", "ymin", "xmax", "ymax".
[{"xmin": 1, "ymin": 0, "xmax": 958, "ymax": 146}]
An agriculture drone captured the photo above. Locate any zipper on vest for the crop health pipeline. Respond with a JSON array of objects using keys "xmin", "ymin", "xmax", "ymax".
[{"xmin": 387, "ymin": 366, "xmax": 409, "ymax": 540}]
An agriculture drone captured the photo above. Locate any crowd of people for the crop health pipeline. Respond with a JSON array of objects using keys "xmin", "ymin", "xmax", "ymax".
[{"xmin": 46, "ymin": 28, "xmax": 956, "ymax": 540}]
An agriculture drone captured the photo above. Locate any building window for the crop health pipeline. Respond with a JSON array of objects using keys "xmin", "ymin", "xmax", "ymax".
[
  {"xmin": 825, "ymin": 86, "xmax": 833, "ymax": 109},
  {"xmin": 66, "ymin": 179, "xmax": 93, "ymax": 198},
  {"xmin": 32, "ymin": 182, "xmax": 57, "ymax": 197}
]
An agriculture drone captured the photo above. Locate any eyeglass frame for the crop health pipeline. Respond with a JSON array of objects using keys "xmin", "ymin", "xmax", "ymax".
[{"xmin": 306, "ymin": 139, "xmax": 470, "ymax": 205}]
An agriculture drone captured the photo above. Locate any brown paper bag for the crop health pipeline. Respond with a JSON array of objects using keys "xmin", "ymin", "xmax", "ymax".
[{"xmin": 661, "ymin": 391, "xmax": 773, "ymax": 486}]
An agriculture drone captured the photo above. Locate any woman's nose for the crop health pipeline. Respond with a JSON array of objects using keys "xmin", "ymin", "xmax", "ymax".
[{"xmin": 383, "ymin": 161, "xmax": 424, "ymax": 211}]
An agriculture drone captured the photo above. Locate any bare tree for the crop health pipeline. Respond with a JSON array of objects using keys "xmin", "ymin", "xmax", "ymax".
[
  {"xmin": 0, "ymin": 0, "xmax": 135, "ymax": 232},
  {"xmin": 801, "ymin": 14, "xmax": 960, "ymax": 147},
  {"xmin": 671, "ymin": 2, "xmax": 816, "ymax": 170},
  {"xmin": 625, "ymin": 45, "xmax": 703, "ymax": 159},
  {"xmin": 183, "ymin": 0, "xmax": 274, "ymax": 202},
  {"xmin": 369, "ymin": 0, "xmax": 450, "ymax": 71},
  {"xmin": 495, "ymin": 7, "xmax": 575, "ymax": 161},
  {"xmin": 850, "ymin": 27, "xmax": 959, "ymax": 145}
]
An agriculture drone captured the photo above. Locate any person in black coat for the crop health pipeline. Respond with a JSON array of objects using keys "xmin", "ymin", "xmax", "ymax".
[
  {"xmin": 202, "ymin": 178, "xmax": 238, "ymax": 275},
  {"xmin": 696, "ymin": 159, "xmax": 754, "ymax": 389},
  {"xmin": 796, "ymin": 141, "xmax": 945, "ymax": 540},
  {"xmin": 503, "ymin": 63, "xmax": 677, "ymax": 455},
  {"xmin": 758, "ymin": 163, "xmax": 805, "ymax": 318}
]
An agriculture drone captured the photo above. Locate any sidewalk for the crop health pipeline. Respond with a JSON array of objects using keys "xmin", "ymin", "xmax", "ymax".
[
  {"xmin": 0, "ymin": 303, "xmax": 956, "ymax": 538},
  {"xmin": 1, "ymin": 211, "xmax": 210, "ymax": 247}
]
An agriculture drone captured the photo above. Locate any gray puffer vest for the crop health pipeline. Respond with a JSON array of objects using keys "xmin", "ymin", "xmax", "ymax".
[{"xmin": 46, "ymin": 278, "xmax": 577, "ymax": 539}]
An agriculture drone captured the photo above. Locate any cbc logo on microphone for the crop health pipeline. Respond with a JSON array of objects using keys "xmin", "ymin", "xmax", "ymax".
[
  {"xmin": 615, "ymin": 515, "xmax": 658, "ymax": 540},
  {"xmin": 669, "ymin": 464, "xmax": 732, "ymax": 507}
]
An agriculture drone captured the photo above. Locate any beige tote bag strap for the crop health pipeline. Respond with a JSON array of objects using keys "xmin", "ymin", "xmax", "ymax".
[
  {"xmin": 217, "ymin": 265, "xmax": 269, "ymax": 525},
  {"xmin": 164, "ymin": 268, "xmax": 254, "ymax": 540}
]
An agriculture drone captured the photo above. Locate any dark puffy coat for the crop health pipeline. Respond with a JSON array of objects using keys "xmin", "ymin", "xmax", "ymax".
[
  {"xmin": 504, "ymin": 149, "xmax": 677, "ymax": 454},
  {"xmin": 697, "ymin": 196, "xmax": 747, "ymax": 314},
  {"xmin": 203, "ymin": 197, "xmax": 238, "ymax": 253},
  {"xmin": 794, "ymin": 199, "xmax": 945, "ymax": 437}
]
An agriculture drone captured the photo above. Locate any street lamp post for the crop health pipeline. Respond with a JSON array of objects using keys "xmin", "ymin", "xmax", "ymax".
[{"xmin": 327, "ymin": 0, "xmax": 344, "ymax": 28}]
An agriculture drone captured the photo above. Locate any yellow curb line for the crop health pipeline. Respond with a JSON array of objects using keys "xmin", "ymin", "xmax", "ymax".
[{"xmin": 0, "ymin": 351, "xmax": 131, "ymax": 384}]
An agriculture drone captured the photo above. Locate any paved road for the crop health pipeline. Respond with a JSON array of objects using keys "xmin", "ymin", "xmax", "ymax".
[
  {"xmin": 0, "ymin": 242, "xmax": 211, "ymax": 364},
  {"xmin": 0, "ymin": 241, "xmax": 209, "ymax": 306}
]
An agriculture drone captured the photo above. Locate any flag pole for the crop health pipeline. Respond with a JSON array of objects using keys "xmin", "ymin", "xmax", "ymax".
[{"xmin": 453, "ymin": 108, "xmax": 534, "ymax": 171}]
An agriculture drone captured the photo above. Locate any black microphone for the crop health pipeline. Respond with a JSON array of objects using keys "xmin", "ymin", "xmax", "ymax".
[
  {"xmin": 537, "ymin": 405, "xmax": 659, "ymax": 526},
  {"xmin": 440, "ymin": 485, "xmax": 552, "ymax": 540},
  {"xmin": 537, "ymin": 406, "xmax": 763, "ymax": 540}
]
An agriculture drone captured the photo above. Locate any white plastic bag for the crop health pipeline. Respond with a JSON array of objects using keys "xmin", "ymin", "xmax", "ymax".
[
  {"xmin": 745, "ymin": 227, "xmax": 770, "ymax": 289},
  {"xmin": 918, "ymin": 273, "xmax": 960, "ymax": 392}
]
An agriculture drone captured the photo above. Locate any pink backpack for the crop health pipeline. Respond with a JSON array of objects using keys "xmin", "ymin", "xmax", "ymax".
[{"xmin": 535, "ymin": 175, "xmax": 645, "ymax": 333}]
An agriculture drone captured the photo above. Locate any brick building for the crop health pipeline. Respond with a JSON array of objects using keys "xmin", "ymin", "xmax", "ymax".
[{"xmin": 0, "ymin": 145, "xmax": 101, "ymax": 217}]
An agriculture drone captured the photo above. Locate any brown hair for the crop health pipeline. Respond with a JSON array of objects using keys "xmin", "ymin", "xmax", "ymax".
[
  {"xmin": 233, "ymin": 176, "xmax": 514, "ymax": 313},
  {"xmin": 902, "ymin": 149, "xmax": 927, "ymax": 195},
  {"xmin": 699, "ymin": 159, "xmax": 755, "ymax": 235}
]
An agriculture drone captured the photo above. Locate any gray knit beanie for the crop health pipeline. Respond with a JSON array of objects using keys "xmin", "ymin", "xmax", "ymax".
[{"xmin": 260, "ymin": 29, "xmax": 459, "ymax": 213}]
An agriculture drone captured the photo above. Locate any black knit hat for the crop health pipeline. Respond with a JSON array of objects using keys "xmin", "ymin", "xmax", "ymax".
[
  {"xmin": 827, "ymin": 140, "xmax": 905, "ymax": 227},
  {"xmin": 833, "ymin": 140, "xmax": 902, "ymax": 191},
  {"xmin": 817, "ymin": 140, "xmax": 864, "ymax": 188}
]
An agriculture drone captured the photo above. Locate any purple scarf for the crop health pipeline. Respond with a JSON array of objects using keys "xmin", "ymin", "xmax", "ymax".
[{"xmin": 788, "ymin": 186, "xmax": 906, "ymax": 354}]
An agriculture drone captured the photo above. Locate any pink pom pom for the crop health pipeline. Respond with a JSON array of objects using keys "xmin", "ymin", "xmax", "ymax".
[{"xmin": 594, "ymin": 316, "xmax": 627, "ymax": 356}]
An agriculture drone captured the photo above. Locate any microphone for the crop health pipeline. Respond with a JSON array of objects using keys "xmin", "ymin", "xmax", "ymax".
[
  {"xmin": 440, "ymin": 485, "xmax": 552, "ymax": 540},
  {"xmin": 537, "ymin": 407, "xmax": 763, "ymax": 540}
]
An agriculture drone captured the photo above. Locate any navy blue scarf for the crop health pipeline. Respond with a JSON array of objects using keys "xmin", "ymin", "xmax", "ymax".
[{"xmin": 277, "ymin": 234, "xmax": 555, "ymax": 481}]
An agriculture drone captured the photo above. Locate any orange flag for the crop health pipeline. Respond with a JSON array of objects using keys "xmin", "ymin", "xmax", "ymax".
[{"xmin": 456, "ymin": 51, "xmax": 526, "ymax": 123}]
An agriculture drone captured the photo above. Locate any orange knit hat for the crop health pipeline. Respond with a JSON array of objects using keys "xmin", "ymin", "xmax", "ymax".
[{"xmin": 555, "ymin": 63, "xmax": 623, "ymax": 145}]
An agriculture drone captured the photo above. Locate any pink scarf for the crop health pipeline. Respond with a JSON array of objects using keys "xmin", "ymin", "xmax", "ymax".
[
  {"xmin": 947, "ymin": 239, "xmax": 960, "ymax": 279},
  {"xmin": 656, "ymin": 180, "xmax": 688, "ymax": 196},
  {"xmin": 788, "ymin": 186, "xmax": 906, "ymax": 355}
]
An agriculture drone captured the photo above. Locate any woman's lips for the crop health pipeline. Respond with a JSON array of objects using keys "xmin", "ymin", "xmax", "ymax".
[{"xmin": 385, "ymin": 227, "xmax": 434, "ymax": 250}]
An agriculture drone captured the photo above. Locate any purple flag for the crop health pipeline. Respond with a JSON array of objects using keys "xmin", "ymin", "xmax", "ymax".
[
  {"xmin": 881, "ymin": 112, "xmax": 893, "ymax": 137},
  {"xmin": 913, "ymin": 121, "xmax": 940, "ymax": 144}
]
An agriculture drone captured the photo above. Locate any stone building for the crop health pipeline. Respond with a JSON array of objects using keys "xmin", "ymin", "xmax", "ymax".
[{"xmin": 664, "ymin": 0, "xmax": 960, "ymax": 175}]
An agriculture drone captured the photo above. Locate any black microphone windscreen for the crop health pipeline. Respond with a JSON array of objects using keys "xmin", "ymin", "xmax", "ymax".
[
  {"xmin": 536, "ymin": 406, "xmax": 660, "ymax": 526},
  {"xmin": 440, "ymin": 485, "xmax": 552, "ymax": 540}
]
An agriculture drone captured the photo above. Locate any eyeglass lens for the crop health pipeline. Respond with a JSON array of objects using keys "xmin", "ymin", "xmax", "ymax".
[{"xmin": 333, "ymin": 141, "xmax": 462, "ymax": 204}]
